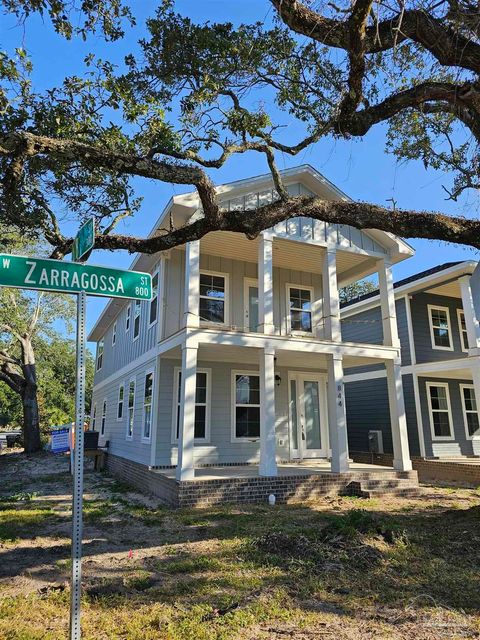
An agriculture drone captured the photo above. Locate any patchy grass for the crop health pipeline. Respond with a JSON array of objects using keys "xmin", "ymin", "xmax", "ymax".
[{"xmin": 1, "ymin": 453, "xmax": 480, "ymax": 638}]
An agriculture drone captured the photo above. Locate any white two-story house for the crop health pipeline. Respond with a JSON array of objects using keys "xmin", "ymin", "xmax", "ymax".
[{"xmin": 88, "ymin": 165, "xmax": 418, "ymax": 505}]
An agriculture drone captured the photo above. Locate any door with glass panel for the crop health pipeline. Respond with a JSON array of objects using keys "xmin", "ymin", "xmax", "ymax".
[
  {"xmin": 244, "ymin": 278, "xmax": 259, "ymax": 332},
  {"xmin": 289, "ymin": 373, "xmax": 328, "ymax": 458}
]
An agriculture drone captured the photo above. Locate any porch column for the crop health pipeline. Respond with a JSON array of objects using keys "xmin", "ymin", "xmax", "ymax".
[
  {"xmin": 258, "ymin": 233, "xmax": 275, "ymax": 335},
  {"xmin": 322, "ymin": 247, "xmax": 341, "ymax": 342},
  {"xmin": 459, "ymin": 275, "xmax": 480, "ymax": 350},
  {"xmin": 378, "ymin": 257, "xmax": 400, "ymax": 348},
  {"xmin": 259, "ymin": 347, "xmax": 277, "ymax": 476},
  {"xmin": 386, "ymin": 358, "xmax": 412, "ymax": 471},
  {"xmin": 327, "ymin": 354, "xmax": 350, "ymax": 473},
  {"xmin": 183, "ymin": 240, "xmax": 200, "ymax": 329},
  {"xmin": 176, "ymin": 343, "xmax": 198, "ymax": 481}
]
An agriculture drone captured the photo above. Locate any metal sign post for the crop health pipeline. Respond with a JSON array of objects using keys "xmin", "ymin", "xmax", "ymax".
[{"xmin": 70, "ymin": 290, "xmax": 86, "ymax": 640}]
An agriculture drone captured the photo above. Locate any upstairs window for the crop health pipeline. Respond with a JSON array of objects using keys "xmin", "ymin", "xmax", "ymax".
[
  {"xmin": 461, "ymin": 385, "xmax": 480, "ymax": 438},
  {"xmin": 287, "ymin": 285, "xmax": 313, "ymax": 333},
  {"xmin": 199, "ymin": 272, "xmax": 228, "ymax": 324},
  {"xmin": 173, "ymin": 369, "xmax": 210, "ymax": 442},
  {"xmin": 112, "ymin": 321, "xmax": 117, "ymax": 346},
  {"xmin": 126, "ymin": 304, "xmax": 131, "ymax": 332},
  {"xmin": 458, "ymin": 309, "xmax": 468, "ymax": 352},
  {"xmin": 233, "ymin": 372, "xmax": 260, "ymax": 440},
  {"xmin": 133, "ymin": 300, "xmax": 141, "ymax": 339},
  {"xmin": 126, "ymin": 379, "xmax": 135, "ymax": 439},
  {"xmin": 101, "ymin": 400, "xmax": 107, "ymax": 436},
  {"xmin": 149, "ymin": 272, "xmax": 159, "ymax": 325},
  {"xmin": 428, "ymin": 305, "xmax": 453, "ymax": 350},
  {"xmin": 117, "ymin": 385, "xmax": 124, "ymax": 420},
  {"xmin": 96, "ymin": 339, "xmax": 104, "ymax": 371},
  {"xmin": 143, "ymin": 371, "xmax": 154, "ymax": 440},
  {"xmin": 426, "ymin": 382, "xmax": 453, "ymax": 439}
]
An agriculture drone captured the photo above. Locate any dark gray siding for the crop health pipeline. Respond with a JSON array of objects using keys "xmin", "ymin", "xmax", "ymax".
[
  {"xmin": 418, "ymin": 376, "xmax": 475, "ymax": 457},
  {"xmin": 345, "ymin": 373, "xmax": 420, "ymax": 457},
  {"xmin": 410, "ymin": 292, "xmax": 465, "ymax": 363}
]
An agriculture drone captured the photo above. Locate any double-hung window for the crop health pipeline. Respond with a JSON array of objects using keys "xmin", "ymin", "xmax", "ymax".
[
  {"xmin": 460, "ymin": 385, "xmax": 480, "ymax": 439},
  {"xmin": 457, "ymin": 309, "xmax": 469, "ymax": 352},
  {"xmin": 232, "ymin": 372, "xmax": 260, "ymax": 440},
  {"xmin": 428, "ymin": 305, "xmax": 453, "ymax": 350},
  {"xmin": 126, "ymin": 379, "xmax": 135, "ymax": 439},
  {"xmin": 112, "ymin": 321, "xmax": 117, "ymax": 346},
  {"xmin": 96, "ymin": 339, "xmax": 104, "ymax": 371},
  {"xmin": 101, "ymin": 400, "xmax": 107, "ymax": 436},
  {"xmin": 133, "ymin": 300, "xmax": 141, "ymax": 340},
  {"xmin": 149, "ymin": 272, "xmax": 159, "ymax": 326},
  {"xmin": 173, "ymin": 369, "xmax": 210, "ymax": 442},
  {"xmin": 199, "ymin": 272, "xmax": 228, "ymax": 324},
  {"xmin": 142, "ymin": 371, "xmax": 154, "ymax": 440},
  {"xmin": 287, "ymin": 285, "xmax": 313, "ymax": 333},
  {"xmin": 117, "ymin": 385, "xmax": 124, "ymax": 420},
  {"xmin": 426, "ymin": 382, "xmax": 453, "ymax": 439},
  {"xmin": 126, "ymin": 304, "xmax": 131, "ymax": 332}
]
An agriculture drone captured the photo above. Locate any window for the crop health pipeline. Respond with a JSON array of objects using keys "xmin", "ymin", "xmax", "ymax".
[
  {"xmin": 142, "ymin": 371, "xmax": 154, "ymax": 440},
  {"xmin": 126, "ymin": 304, "xmax": 131, "ymax": 332},
  {"xmin": 91, "ymin": 404, "xmax": 97, "ymax": 431},
  {"xmin": 149, "ymin": 272, "xmax": 159, "ymax": 325},
  {"xmin": 199, "ymin": 271, "xmax": 228, "ymax": 324},
  {"xmin": 133, "ymin": 300, "xmax": 141, "ymax": 339},
  {"xmin": 458, "ymin": 309, "xmax": 469, "ymax": 352},
  {"xmin": 117, "ymin": 385, "xmax": 124, "ymax": 420},
  {"xmin": 173, "ymin": 369, "xmax": 210, "ymax": 442},
  {"xmin": 101, "ymin": 400, "xmax": 107, "ymax": 436},
  {"xmin": 428, "ymin": 305, "xmax": 453, "ymax": 350},
  {"xmin": 126, "ymin": 379, "xmax": 135, "ymax": 439},
  {"xmin": 232, "ymin": 372, "xmax": 260, "ymax": 440},
  {"xmin": 112, "ymin": 321, "xmax": 117, "ymax": 346},
  {"xmin": 287, "ymin": 285, "xmax": 313, "ymax": 333},
  {"xmin": 426, "ymin": 382, "xmax": 453, "ymax": 440},
  {"xmin": 460, "ymin": 385, "xmax": 480, "ymax": 439},
  {"xmin": 96, "ymin": 339, "xmax": 104, "ymax": 371}
]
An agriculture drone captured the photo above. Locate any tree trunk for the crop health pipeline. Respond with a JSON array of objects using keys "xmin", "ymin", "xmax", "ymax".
[{"xmin": 21, "ymin": 374, "xmax": 41, "ymax": 453}]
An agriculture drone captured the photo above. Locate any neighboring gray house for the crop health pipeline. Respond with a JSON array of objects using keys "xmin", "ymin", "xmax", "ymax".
[
  {"xmin": 88, "ymin": 165, "xmax": 416, "ymax": 487},
  {"xmin": 342, "ymin": 261, "xmax": 480, "ymax": 459}
]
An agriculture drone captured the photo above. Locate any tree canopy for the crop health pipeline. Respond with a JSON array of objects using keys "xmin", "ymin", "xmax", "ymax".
[{"xmin": 0, "ymin": 0, "xmax": 479, "ymax": 255}]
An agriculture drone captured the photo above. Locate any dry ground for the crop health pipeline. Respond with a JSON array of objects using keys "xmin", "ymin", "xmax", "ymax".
[{"xmin": 1, "ymin": 450, "xmax": 480, "ymax": 639}]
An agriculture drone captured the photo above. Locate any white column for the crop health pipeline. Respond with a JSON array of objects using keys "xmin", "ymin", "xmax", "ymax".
[
  {"xmin": 258, "ymin": 234, "xmax": 275, "ymax": 335},
  {"xmin": 176, "ymin": 343, "xmax": 198, "ymax": 481},
  {"xmin": 378, "ymin": 258, "xmax": 400, "ymax": 348},
  {"xmin": 386, "ymin": 358, "xmax": 412, "ymax": 471},
  {"xmin": 259, "ymin": 347, "xmax": 277, "ymax": 476},
  {"xmin": 183, "ymin": 240, "xmax": 200, "ymax": 329},
  {"xmin": 322, "ymin": 248, "xmax": 341, "ymax": 342},
  {"xmin": 327, "ymin": 354, "xmax": 350, "ymax": 473},
  {"xmin": 459, "ymin": 275, "xmax": 480, "ymax": 350}
]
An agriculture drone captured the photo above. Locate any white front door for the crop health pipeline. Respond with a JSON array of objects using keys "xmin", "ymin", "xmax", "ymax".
[
  {"xmin": 289, "ymin": 372, "xmax": 329, "ymax": 459},
  {"xmin": 244, "ymin": 278, "xmax": 259, "ymax": 332}
]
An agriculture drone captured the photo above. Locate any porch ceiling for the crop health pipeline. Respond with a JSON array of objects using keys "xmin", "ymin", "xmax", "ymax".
[
  {"xmin": 425, "ymin": 280, "xmax": 461, "ymax": 299},
  {"xmin": 417, "ymin": 367, "xmax": 472, "ymax": 381}
]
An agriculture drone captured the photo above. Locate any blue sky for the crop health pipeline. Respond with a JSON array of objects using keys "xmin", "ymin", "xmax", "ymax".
[{"xmin": 1, "ymin": 1, "xmax": 479, "ymax": 337}]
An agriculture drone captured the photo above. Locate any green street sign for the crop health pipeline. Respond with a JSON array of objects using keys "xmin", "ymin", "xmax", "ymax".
[
  {"xmin": 72, "ymin": 218, "xmax": 95, "ymax": 262},
  {"xmin": 0, "ymin": 254, "xmax": 152, "ymax": 300}
]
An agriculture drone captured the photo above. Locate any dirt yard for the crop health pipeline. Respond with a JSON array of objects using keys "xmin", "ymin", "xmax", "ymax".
[{"xmin": 1, "ymin": 450, "xmax": 480, "ymax": 639}]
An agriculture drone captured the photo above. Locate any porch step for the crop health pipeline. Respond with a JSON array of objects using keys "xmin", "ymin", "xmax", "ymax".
[{"xmin": 344, "ymin": 479, "xmax": 420, "ymax": 499}]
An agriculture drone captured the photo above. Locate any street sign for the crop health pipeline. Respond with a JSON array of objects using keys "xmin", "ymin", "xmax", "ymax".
[
  {"xmin": 0, "ymin": 254, "xmax": 152, "ymax": 300},
  {"xmin": 72, "ymin": 218, "xmax": 95, "ymax": 262}
]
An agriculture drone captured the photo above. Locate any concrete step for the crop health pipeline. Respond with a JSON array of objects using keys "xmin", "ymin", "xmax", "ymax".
[{"xmin": 344, "ymin": 479, "xmax": 419, "ymax": 499}]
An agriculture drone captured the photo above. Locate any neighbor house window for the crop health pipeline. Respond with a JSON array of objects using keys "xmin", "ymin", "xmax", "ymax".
[
  {"xmin": 126, "ymin": 379, "xmax": 135, "ymax": 439},
  {"xmin": 91, "ymin": 404, "xmax": 97, "ymax": 431},
  {"xmin": 426, "ymin": 382, "xmax": 453, "ymax": 439},
  {"xmin": 149, "ymin": 272, "xmax": 159, "ymax": 325},
  {"xmin": 460, "ymin": 385, "xmax": 480, "ymax": 438},
  {"xmin": 428, "ymin": 305, "xmax": 453, "ymax": 350},
  {"xmin": 173, "ymin": 369, "xmax": 210, "ymax": 442},
  {"xmin": 199, "ymin": 272, "xmax": 228, "ymax": 324},
  {"xmin": 112, "ymin": 321, "xmax": 117, "ymax": 346},
  {"xmin": 126, "ymin": 304, "xmax": 131, "ymax": 332},
  {"xmin": 133, "ymin": 300, "xmax": 141, "ymax": 339},
  {"xmin": 101, "ymin": 400, "xmax": 107, "ymax": 436},
  {"xmin": 233, "ymin": 372, "xmax": 260, "ymax": 440},
  {"xmin": 96, "ymin": 339, "xmax": 104, "ymax": 371},
  {"xmin": 458, "ymin": 309, "xmax": 469, "ymax": 352},
  {"xmin": 117, "ymin": 385, "xmax": 124, "ymax": 420},
  {"xmin": 287, "ymin": 285, "xmax": 313, "ymax": 333},
  {"xmin": 142, "ymin": 371, "xmax": 154, "ymax": 440}
]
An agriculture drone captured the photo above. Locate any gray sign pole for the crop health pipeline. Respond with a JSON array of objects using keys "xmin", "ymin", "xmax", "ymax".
[{"xmin": 70, "ymin": 290, "xmax": 86, "ymax": 640}]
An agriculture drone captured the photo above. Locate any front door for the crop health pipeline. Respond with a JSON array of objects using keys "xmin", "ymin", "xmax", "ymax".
[{"xmin": 289, "ymin": 373, "xmax": 329, "ymax": 459}]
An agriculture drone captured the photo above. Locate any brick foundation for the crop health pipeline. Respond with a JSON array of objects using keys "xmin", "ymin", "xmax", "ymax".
[
  {"xmin": 352, "ymin": 451, "xmax": 480, "ymax": 486},
  {"xmin": 105, "ymin": 452, "xmax": 419, "ymax": 508}
]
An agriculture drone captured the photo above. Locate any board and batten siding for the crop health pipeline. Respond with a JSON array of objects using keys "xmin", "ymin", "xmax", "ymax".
[{"xmin": 344, "ymin": 373, "xmax": 420, "ymax": 457}]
